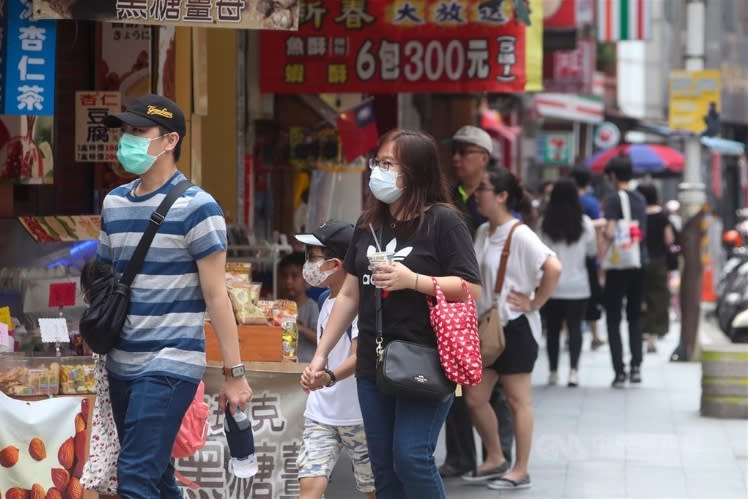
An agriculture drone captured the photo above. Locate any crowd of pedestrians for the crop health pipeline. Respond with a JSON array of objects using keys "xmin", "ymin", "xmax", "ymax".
[{"xmin": 88, "ymin": 95, "xmax": 681, "ymax": 498}]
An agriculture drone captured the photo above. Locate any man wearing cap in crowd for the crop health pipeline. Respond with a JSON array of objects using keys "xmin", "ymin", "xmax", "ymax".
[
  {"xmin": 441, "ymin": 125, "xmax": 515, "ymax": 479},
  {"xmin": 98, "ymin": 94, "xmax": 252, "ymax": 497}
]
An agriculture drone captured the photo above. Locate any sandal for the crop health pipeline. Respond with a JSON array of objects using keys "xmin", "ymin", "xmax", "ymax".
[
  {"xmin": 487, "ymin": 474, "xmax": 531, "ymax": 490},
  {"xmin": 461, "ymin": 461, "xmax": 511, "ymax": 482}
]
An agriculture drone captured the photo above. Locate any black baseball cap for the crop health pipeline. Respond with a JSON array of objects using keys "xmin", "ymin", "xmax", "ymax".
[
  {"xmin": 295, "ymin": 220, "xmax": 354, "ymax": 260},
  {"xmin": 103, "ymin": 94, "xmax": 186, "ymax": 137}
]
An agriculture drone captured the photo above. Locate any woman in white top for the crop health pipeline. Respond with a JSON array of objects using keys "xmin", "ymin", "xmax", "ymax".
[
  {"xmin": 540, "ymin": 179, "xmax": 598, "ymax": 387},
  {"xmin": 464, "ymin": 168, "xmax": 561, "ymax": 491}
]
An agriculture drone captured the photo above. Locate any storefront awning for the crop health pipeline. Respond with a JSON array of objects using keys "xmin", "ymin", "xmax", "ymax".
[
  {"xmin": 533, "ymin": 94, "xmax": 604, "ymax": 124},
  {"xmin": 700, "ymin": 137, "xmax": 746, "ymax": 157}
]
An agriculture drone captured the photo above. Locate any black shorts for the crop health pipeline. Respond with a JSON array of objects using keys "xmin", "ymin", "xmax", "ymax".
[
  {"xmin": 490, "ymin": 315, "xmax": 538, "ymax": 375},
  {"xmin": 584, "ymin": 299, "xmax": 602, "ymax": 321}
]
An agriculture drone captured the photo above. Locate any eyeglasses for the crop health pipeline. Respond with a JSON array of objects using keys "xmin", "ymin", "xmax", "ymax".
[
  {"xmin": 452, "ymin": 146, "xmax": 486, "ymax": 157},
  {"xmin": 368, "ymin": 157, "xmax": 400, "ymax": 171}
]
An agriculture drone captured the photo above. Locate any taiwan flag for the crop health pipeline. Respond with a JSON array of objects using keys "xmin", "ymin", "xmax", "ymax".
[{"xmin": 337, "ymin": 100, "xmax": 379, "ymax": 163}]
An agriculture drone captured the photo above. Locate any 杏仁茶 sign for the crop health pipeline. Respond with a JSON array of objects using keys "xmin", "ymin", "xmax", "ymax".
[{"xmin": 4, "ymin": 0, "xmax": 57, "ymax": 115}]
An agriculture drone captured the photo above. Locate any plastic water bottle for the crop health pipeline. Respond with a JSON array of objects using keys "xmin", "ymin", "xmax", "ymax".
[{"xmin": 224, "ymin": 405, "xmax": 258, "ymax": 478}]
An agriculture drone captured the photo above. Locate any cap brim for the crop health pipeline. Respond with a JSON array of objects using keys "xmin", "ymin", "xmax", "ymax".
[
  {"xmin": 294, "ymin": 234, "xmax": 324, "ymax": 246},
  {"xmin": 103, "ymin": 111, "xmax": 159, "ymax": 129}
]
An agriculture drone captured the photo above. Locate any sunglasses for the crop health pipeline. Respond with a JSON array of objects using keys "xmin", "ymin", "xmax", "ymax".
[{"xmin": 452, "ymin": 146, "xmax": 486, "ymax": 157}]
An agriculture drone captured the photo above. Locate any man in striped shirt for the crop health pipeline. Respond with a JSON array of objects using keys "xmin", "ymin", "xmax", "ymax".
[{"xmin": 99, "ymin": 95, "xmax": 252, "ymax": 498}]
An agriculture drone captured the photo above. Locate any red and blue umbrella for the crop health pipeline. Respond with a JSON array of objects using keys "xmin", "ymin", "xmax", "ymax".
[{"xmin": 585, "ymin": 144, "xmax": 684, "ymax": 175}]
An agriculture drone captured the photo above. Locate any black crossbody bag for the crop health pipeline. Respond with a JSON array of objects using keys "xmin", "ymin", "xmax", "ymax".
[
  {"xmin": 80, "ymin": 180, "xmax": 192, "ymax": 354},
  {"xmin": 372, "ymin": 227, "xmax": 455, "ymax": 402}
]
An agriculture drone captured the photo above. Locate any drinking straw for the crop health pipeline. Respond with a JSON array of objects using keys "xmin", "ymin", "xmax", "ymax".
[{"xmin": 369, "ymin": 223, "xmax": 382, "ymax": 252}]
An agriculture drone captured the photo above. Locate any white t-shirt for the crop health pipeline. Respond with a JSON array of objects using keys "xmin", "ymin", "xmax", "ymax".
[
  {"xmin": 474, "ymin": 220, "xmax": 554, "ymax": 342},
  {"xmin": 304, "ymin": 296, "xmax": 363, "ymax": 426},
  {"xmin": 541, "ymin": 215, "xmax": 597, "ymax": 300}
]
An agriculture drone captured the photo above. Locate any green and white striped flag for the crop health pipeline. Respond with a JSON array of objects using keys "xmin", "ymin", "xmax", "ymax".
[{"xmin": 597, "ymin": 0, "xmax": 651, "ymax": 42}]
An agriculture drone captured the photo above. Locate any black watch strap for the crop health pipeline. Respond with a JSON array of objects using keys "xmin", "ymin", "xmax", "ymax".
[{"xmin": 323, "ymin": 368, "xmax": 336, "ymax": 387}]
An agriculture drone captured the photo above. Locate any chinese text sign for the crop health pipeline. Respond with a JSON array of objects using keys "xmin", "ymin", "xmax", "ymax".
[
  {"xmin": 260, "ymin": 0, "xmax": 527, "ymax": 93},
  {"xmin": 4, "ymin": 0, "xmax": 56, "ymax": 115},
  {"xmin": 75, "ymin": 91, "xmax": 121, "ymax": 163}
]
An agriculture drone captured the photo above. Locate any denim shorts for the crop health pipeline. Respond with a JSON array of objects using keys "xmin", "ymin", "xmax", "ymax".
[{"xmin": 108, "ymin": 373, "xmax": 198, "ymax": 499}]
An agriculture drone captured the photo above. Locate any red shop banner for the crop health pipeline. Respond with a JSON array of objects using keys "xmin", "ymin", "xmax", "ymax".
[{"xmin": 260, "ymin": 0, "xmax": 527, "ymax": 94}]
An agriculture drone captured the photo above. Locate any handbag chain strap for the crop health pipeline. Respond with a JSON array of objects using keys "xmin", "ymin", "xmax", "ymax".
[
  {"xmin": 374, "ymin": 225, "xmax": 385, "ymax": 364},
  {"xmin": 494, "ymin": 221, "xmax": 522, "ymax": 294},
  {"xmin": 119, "ymin": 179, "xmax": 193, "ymax": 287}
]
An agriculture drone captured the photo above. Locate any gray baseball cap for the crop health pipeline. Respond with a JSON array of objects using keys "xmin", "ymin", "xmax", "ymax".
[{"xmin": 451, "ymin": 126, "xmax": 493, "ymax": 154}]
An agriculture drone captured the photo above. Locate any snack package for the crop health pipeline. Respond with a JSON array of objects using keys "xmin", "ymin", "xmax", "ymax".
[
  {"xmin": 227, "ymin": 283, "xmax": 266, "ymax": 325},
  {"xmin": 225, "ymin": 262, "xmax": 252, "ymax": 287},
  {"xmin": 280, "ymin": 318, "xmax": 298, "ymax": 361}
]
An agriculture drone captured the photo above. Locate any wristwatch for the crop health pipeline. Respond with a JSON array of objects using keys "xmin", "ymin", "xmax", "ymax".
[
  {"xmin": 323, "ymin": 368, "xmax": 337, "ymax": 388},
  {"xmin": 223, "ymin": 363, "xmax": 245, "ymax": 379}
]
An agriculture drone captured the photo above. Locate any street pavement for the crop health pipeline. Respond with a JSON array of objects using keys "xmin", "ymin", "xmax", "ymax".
[{"xmin": 326, "ymin": 311, "xmax": 748, "ymax": 498}]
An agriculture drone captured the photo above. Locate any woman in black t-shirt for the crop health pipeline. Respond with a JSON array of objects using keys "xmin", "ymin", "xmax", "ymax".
[
  {"xmin": 636, "ymin": 184, "xmax": 675, "ymax": 353},
  {"xmin": 303, "ymin": 129, "xmax": 481, "ymax": 499}
]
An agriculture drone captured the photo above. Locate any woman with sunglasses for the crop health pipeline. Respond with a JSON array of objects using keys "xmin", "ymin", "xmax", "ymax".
[
  {"xmin": 465, "ymin": 167, "xmax": 561, "ymax": 491},
  {"xmin": 304, "ymin": 129, "xmax": 481, "ymax": 499}
]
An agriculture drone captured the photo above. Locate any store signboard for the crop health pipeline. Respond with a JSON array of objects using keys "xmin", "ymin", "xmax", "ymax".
[
  {"xmin": 668, "ymin": 70, "xmax": 721, "ymax": 134},
  {"xmin": 260, "ymin": 0, "xmax": 527, "ymax": 94},
  {"xmin": 543, "ymin": 0, "xmax": 576, "ymax": 29},
  {"xmin": 0, "ymin": 0, "xmax": 8, "ymax": 111},
  {"xmin": 175, "ymin": 366, "xmax": 306, "ymax": 498},
  {"xmin": 543, "ymin": 38, "xmax": 595, "ymax": 94},
  {"xmin": 32, "ymin": 0, "xmax": 299, "ymax": 30},
  {"xmin": 4, "ymin": 0, "xmax": 57, "ymax": 115},
  {"xmin": 537, "ymin": 132, "xmax": 574, "ymax": 165},
  {"xmin": 75, "ymin": 91, "xmax": 121, "ymax": 163}
]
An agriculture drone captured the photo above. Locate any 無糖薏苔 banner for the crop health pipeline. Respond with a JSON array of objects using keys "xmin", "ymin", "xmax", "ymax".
[
  {"xmin": 260, "ymin": 0, "xmax": 526, "ymax": 94},
  {"xmin": 32, "ymin": 0, "xmax": 299, "ymax": 30}
]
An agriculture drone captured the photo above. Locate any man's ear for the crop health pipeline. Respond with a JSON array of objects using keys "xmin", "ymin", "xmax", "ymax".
[{"xmin": 165, "ymin": 132, "xmax": 180, "ymax": 152}]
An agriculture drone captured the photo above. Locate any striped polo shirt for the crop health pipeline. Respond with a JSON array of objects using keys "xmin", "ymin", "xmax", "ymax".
[{"xmin": 97, "ymin": 171, "xmax": 226, "ymax": 383}]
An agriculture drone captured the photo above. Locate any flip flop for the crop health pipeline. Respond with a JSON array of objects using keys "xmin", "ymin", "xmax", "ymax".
[
  {"xmin": 487, "ymin": 474, "xmax": 532, "ymax": 490},
  {"xmin": 460, "ymin": 461, "xmax": 511, "ymax": 482}
]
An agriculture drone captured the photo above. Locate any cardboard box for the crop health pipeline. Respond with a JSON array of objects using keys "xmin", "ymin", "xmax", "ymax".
[{"xmin": 204, "ymin": 322, "xmax": 283, "ymax": 362}]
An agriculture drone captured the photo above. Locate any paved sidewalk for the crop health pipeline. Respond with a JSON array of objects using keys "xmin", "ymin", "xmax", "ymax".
[{"xmin": 327, "ymin": 315, "xmax": 747, "ymax": 498}]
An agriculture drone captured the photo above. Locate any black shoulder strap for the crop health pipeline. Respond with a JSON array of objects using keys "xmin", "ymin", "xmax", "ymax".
[{"xmin": 120, "ymin": 179, "xmax": 193, "ymax": 286}]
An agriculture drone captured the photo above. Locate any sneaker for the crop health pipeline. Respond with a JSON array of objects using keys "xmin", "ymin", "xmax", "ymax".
[
  {"xmin": 461, "ymin": 461, "xmax": 512, "ymax": 482},
  {"xmin": 548, "ymin": 371, "xmax": 559, "ymax": 385},
  {"xmin": 611, "ymin": 372, "xmax": 626, "ymax": 388},
  {"xmin": 630, "ymin": 367, "xmax": 642, "ymax": 384},
  {"xmin": 568, "ymin": 369, "xmax": 579, "ymax": 387},
  {"xmin": 487, "ymin": 474, "xmax": 532, "ymax": 490}
]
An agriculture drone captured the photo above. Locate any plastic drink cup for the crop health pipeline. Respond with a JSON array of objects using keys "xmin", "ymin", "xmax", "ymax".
[{"xmin": 368, "ymin": 251, "xmax": 394, "ymax": 288}]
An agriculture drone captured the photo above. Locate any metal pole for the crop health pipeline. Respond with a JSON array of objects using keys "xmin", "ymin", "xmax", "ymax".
[{"xmin": 672, "ymin": 0, "xmax": 707, "ymax": 362}]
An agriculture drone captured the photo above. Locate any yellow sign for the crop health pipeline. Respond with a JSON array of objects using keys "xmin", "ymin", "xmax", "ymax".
[
  {"xmin": 669, "ymin": 70, "xmax": 721, "ymax": 133},
  {"xmin": 525, "ymin": 0, "xmax": 543, "ymax": 92},
  {"xmin": 0, "ymin": 306, "xmax": 12, "ymax": 331}
]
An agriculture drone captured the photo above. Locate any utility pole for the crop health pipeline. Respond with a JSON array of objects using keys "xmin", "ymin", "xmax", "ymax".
[{"xmin": 671, "ymin": 0, "xmax": 706, "ymax": 362}]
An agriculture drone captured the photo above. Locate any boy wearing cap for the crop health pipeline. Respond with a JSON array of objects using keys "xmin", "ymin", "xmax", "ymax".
[
  {"xmin": 99, "ymin": 95, "xmax": 252, "ymax": 498},
  {"xmin": 296, "ymin": 220, "xmax": 375, "ymax": 499}
]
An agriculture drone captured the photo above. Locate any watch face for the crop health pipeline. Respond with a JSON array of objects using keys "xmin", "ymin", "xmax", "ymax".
[{"xmin": 231, "ymin": 365, "xmax": 245, "ymax": 377}]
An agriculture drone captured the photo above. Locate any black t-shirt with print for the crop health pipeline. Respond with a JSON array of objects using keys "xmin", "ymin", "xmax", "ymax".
[{"xmin": 344, "ymin": 204, "xmax": 481, "ymax": 380}]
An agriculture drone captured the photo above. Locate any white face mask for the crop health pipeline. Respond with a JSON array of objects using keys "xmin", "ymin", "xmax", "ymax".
[
  {"xmin": 368, "ymin": 167, "xmax": 403, "ymax": 204},
  {"xmin": 302, "ymin": 259, "xmax": 336, "ymax": 287}
]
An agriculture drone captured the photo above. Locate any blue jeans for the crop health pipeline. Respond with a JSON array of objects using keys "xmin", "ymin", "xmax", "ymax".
[
  {"xmin": 108, "ymin": 374, "xmax": 198, "ymax": 499},
  {"xmin": 357, "ymin": 377, "xmax": 453, "ymax": 499}
]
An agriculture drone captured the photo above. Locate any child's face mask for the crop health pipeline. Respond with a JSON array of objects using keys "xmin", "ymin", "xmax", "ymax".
[{"xmin": 302, "ymin": 258, "xmax": 336, "ymax": 287}]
